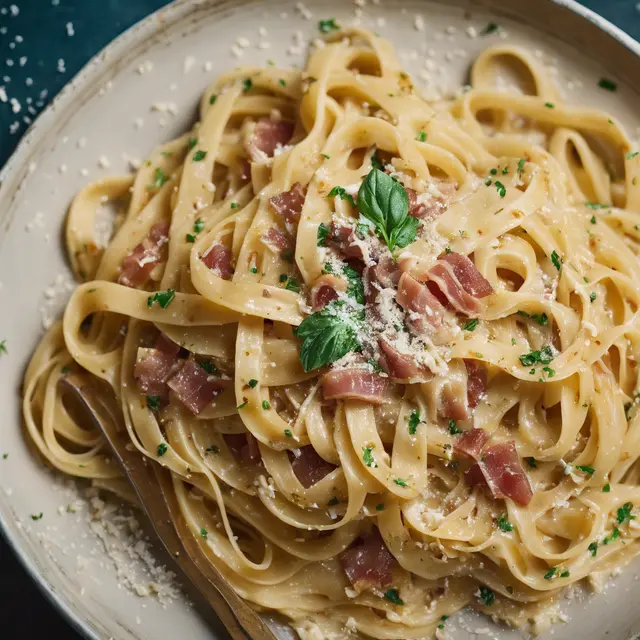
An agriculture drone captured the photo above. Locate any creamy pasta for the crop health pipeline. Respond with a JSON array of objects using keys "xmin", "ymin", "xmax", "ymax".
[{"xmin": 22, "ymin": 25, "xmax": 640, "ymax": 639}]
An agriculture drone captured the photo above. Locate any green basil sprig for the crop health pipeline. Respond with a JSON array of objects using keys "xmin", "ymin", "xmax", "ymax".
[{"xmin": 356, "ymin": 168, "xmax": 418, "ymax": 252}]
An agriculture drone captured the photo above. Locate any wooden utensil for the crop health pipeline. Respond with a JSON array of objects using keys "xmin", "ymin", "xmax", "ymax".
[{"xmin": 59, "ymin": 373, "xmax": 279, "ymax": 640}]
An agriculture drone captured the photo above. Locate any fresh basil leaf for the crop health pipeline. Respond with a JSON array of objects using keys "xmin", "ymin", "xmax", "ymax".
[{"xmin": 390, "ymin": 215, "xmax": 419, "ymax": 250}]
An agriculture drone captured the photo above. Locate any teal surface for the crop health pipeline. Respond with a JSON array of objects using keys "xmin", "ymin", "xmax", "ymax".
[
  {"xmin": 0, "ymin": 0, "xmax": 637, "ymax": 638},
  {"xmin": 0, "ymin": 0, "xmax": 637, "ymax": 167}
]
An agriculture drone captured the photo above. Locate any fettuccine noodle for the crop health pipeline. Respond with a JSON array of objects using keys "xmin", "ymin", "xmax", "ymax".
[{"xmin": 22, "ymin": 26, "xmax": 640, "ymax": 639}]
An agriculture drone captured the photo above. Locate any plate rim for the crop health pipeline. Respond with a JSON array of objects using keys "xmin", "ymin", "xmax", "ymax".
[{"xmin": 1, "ymin": 0, "xmax": 640, "ymax": 638}]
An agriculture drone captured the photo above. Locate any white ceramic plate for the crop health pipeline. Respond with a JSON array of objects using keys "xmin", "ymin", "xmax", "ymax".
[{"xmin": 3, "ymin": 1, "xmax": 640, "ymax": 638}]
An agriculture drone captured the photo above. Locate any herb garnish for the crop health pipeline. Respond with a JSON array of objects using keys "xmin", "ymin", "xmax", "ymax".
[
  {"xmin": 317, "ymin": 222, "xmax": 330, "ymax": 247},
  {"xmin": 588, "ymin": 541, "xmax": 598, "ymax": 557},
  {"xmin": 519, "ymin": 345, "xmax": 554, "ymax": 367},
  {"xmin": 603, "ymin": 483, "xmax": 611, "ymax": 493},
  {"xmin": 362, "ymin": 446, "xmax": 377, "ymax": 468},
  {"xmin": 157, "ymin": 443, "xmax": 168, "ymax": 457},
  {"xmin": 544, "ymin": 102, "xmax": 555, "ymax": 108},
  {"xmin": 248, "ymin": 379, "xmax": 258, "ymax": 389},
  {"xmin": 188, "ymin": 137, "xmax": 198, "ymax": 150},
  {"xmin": 575, "ymin": 465, "xmax": 595, "ymax": 475},
  {"xmin": 408, "ymin": 409, "xmax": 421, "ymax": 435},
  {"xmin": 357, "ymin": 168, "xmax": 417, "ymax": 252},
  {"xmin": 149, "ymin": 167, "xmax": 168, "ymax": 190},
  {"xmin": 393, "ymin": 478, "xmax": 408, "ymax": 487},
  {"xmin": 384, "ymin": 588, "xmax": 404, "ymax": 605},
  {"xmin": 318, "ymin": 18, "xmax": 339, "ymax": 33},
  {"xmin": 31, "ymin": 513, "xmax": 43, "ymax": 521},
  {"xmin": 284, "ymin": 429, "xmax": 293, "ymax": 438},
  {"xmin": 617, "ymin": 502, "xmax": 635, "ymax": 525},
  {"xmin": 147, "ymin": 289, "xmax": 176, "ymax": 309},
  {"xmin": 0, "ymin": 340, "xmax": 7, "ymax": 355},
  {"xmin": 494, "ymin": 180, "xmax": 506, "ymax": 197},
  {"xmin": 262, "ymin": 400, "xmax": 271, "ymax": 410},
  {"xmin": 371, "ymin": 149, "xmax": 384, "ymax": 171},
  {"xmin": 242, "ymin": 78, "xmax": 253, "ymax": 92},
  {"xmin": 200, "ymin": 528, "xmax": 208, "ymax": 538},
  {"xmin": 376, "ymin": 503, "xmax": 385, "ymax": 511},
  {"xmin": 482, "ymin": 23, "xmax": 500, "ymax": 35},
  {"xmin": 598, "ymin": 78, "xmax": 617, "ymax": 92},
  {"xmin": 551, "ymin": 250, "xmax": 562, "ymax": 271},
  {"xmin": 186, "ymin": 218, "xmax": 205, "ymax": 242},
  {"xmin": 478, "ymin": 586, "xmax": 495, "ymax": 606},
  {"xmin": 463, "ymin": 318, "xmax": 479, "ymax": 331},
  {"xmin": 193, "ymin": 150, "xmax": 207, "ymax": 162},
  {"xmin": 328, "ymin": 185, "xmax": 356, "ymax": 207},
  {"xmin": 448, "ymin": 419, "xmax": 462, "ymax": 435},
  {"xmin": 146, "ymin": 395, "xmax": 161, "ymax": 412},
  {"xmin": 209, "ymin": 94, "xmax": 217, "ymax": 105},
  {"xmin": 416, "ymin": 131, "xmax": 427, "ymax": 142},
  {"xmin": 497, "ymin": 514, "xmax": 513, "ymax": 532},
  {"xmin": 526, "ymin": 457, "xmax": 537, "ymax": 468}
]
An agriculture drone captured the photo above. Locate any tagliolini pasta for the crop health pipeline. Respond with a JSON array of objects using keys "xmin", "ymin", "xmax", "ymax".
[{"xmin": 22, "ymin": 25, "xmax": 640, "ymax": 639}]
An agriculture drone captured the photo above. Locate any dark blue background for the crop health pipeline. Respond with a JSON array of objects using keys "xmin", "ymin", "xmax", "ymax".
[{"xmin": 0, "ymin": 1, "xmax": 635, "ymax": 638}]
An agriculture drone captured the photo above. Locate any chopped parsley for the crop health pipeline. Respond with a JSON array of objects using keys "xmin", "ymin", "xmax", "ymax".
[
  {"xmin": 248, "ymin": 379, "xmax": 258, "ymax": 389},
  {"xmin": 598, "ymin": 77, "xmax": 617, "ymax": 92},
  {"xmin": 448, "ymin": 419, "xmax": 462, "ymax": 435},
  {"xmin": 362, "ymin": 446, "xmax": 377, "ymax": 468},
  {"xmin": 250, "ymin": 267, "xmax": 258, "ymax": 274},
  {"xmin": 206, "ymin": 445, "xmax": 219, "ymax": 454},
  {"xmin": 590, "ymin": 291, "xmax": 597, "ymax": 303},
  {"xmin": 384, "ymin": 588, "xmax": 404, "ymax": 605},
  {"xmin": 321, "ymin": 153, "xmax": 331, "ymax": 160},
  {"xmin": 242, "ymin": 78, "xmax": 253, "ymax": 92},
  {"xmin": 497, "ymin": 515, "xmax": 513, "ymax": 532},
  {"xmin": 542, "ymin": 366, "xmax": 555, "ymax": 379},
  {"xmin": 1, "ymin": 453, "xmax": 7, "ymax": 460},
  {"xmin": 230, "ymin": 202, "xmax": 238, "ymax": 209},
  {"xmin": 416, "ymin": 131, "xmax": 427, "ymax": 142},
  {"xmin": 284, "ymin": 429, "xmax": 293, "ymax": 438},
  {"xmin": 603, "ymin": 483, "xmax": 611, "ymax": 493},
  {"xmin": 278, "ymin": 78, "xmax": 287, "ymax": 87},
  {"xmin": 147, "ymin": 289, "xmax": 176, "ymax": 309},
  {"xmin": 585, "ymin": 202, "xmax": 609, "ymax": 209},
  {"xmin": 157, "ymin": 443, "xmax": 168, "ymax": 457},
  {"xmin": 0, "ymin": 340, "xmax": 7, "ymax": 355},
  {"xmin": 393, "ymin": 478, "xmax": 408, "ymax": 487},
  {"xmin": 149, "ymin": 167, "xmax": 169, "ymax": 190},
  {"xmin": 482, "ymin": 22, "xmax": 500, "ymax": 35},
  {"xmin": 318, "ymin": 18, "xmax": 339, "ymax": 33},
  {"xmin": 200, "ymin": 527, "xmax": 208, "ymax": 538},
  {"xmin": 438, "ymin": 615, "xmax": 448, "ymax": 630},
  {"xmin": 494, "ymin": 180, "xmax": 506, "ymax": 198},
  {"xmin": 376, "ymin": 503, "xmax": 385, "ymax": 511},
  {"xmin": 192, "ymin": 150, "xmax": 207, "ymax": 162},
  {"xmin": 186, "ymin": 218, "xmax": 205, "ymax": 243},
  {"xmin": 517, "ymin": 158, "xmax": 526, "ymax": 174},
  {"xmin": 262, "ymin": 400, "xmax": 271, "ymax": 410},
  {"xmin": 343, "ymin": 265, "xmax": 365, "ymax": 304},
  {"xmin": 626, "ymin": 151, "xmax": 639, "ymax": 160},
  {"xmin": 478, "ymin": 586, "xmax": 495, "ymax": 606},
  {"xmin": 408, "ymin": 409, "xmax": 421, "ymax": 435},
  {"xmin": 544, "ymin": 102, "xmax": 555, "ymax": 108},
  {"xmin": 236, "ymin": 400, "xmax": 248, "ymax": 410},
  {"xmin": 519, "ymin": 345, "xmax": 554, "ymax": 367},
  {"xmin": 526, "ymin": 457, "xmax": 537, "ymax": 468},
  {"xmin": 551, "ymin": 250, "xmax": 562, "ymax": 271},
  {"xmin": 588, "ymin": 541, "xmax": 598, "ymax": 557},
  {"xmin": 328, "ymin": 185, "xmax": 356, "ymax": 207},
  {"xmin": 188, "ymin": 137, "xmax": 198, "ymax": 150},
  {"xmin": 463, "ymin": 318, "xmax": 479, "ymax": 331},
  {"xmin": 617, "ymin": 502, "xmax": 635, "ymax": 525},
  {"xmin": 575, "ymin": 465, "xmax": 595, "ymax": 475},
  {"xmin": 146, "ymin": 395, "xmax": 161, "ymax": 412},
  {"xmin": 590, "ymin": 215, "xmax": 597, "ymax": 224},
  {"xmin": 209, "ymin": 94, "xmax": 217, "ymax": 105},
  {"xmin": 30, "ymin": 513, "xmax": 43, "ymax": 521},
  {"xmin": 603, "ymin": 527, "xmax": 620, "ymax": 545},
  {"xmin": 543, "ymin": 568, "xmax": 557, "ymax": 580},
  {"xmin": 284, "ymin": 277, "xmax": 301, "ymax": 293}
]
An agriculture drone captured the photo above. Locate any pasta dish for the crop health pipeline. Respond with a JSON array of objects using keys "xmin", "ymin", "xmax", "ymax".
[{"xmin": 22, "ymin": 24, "xmax": 640, "ymax": 639}]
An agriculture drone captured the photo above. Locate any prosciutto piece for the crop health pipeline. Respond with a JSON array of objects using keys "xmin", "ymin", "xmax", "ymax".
[
  {"xmin": 465, "ymin": 441, "xmax": 533, "ymax": 506},
  {"xmin": 202, "ymin": 244, "xmax": 233, "ymax": 280},
  {"xmin": 261, "ymin": 227, "xmax": 293, "ymax": 254},
  {"xmin": 118, "ymin": 222, "xmax": 170, "ymax": 288},
  {"xmin": 248, "ymin": 118, "xmax": 294, "ymax": 161},
  {"xmin": 406, "ymin": 182, "xmax": 456, "ymax": 220},
  {"xmin": 465, "ymin": 359, "xmax": 487, "ymax": 409},
  {"xmin": 378, "ymin": 339, "xmax": 424, "ymax": 381},
  {"xmin": 396, "ymin": 272, "xmax": 447, "ymax": 334},
  {"xmin": 290, "ymin": 446, "xmax": 336, "ymax": 488},
  {"xmin": 340, "ymin": 529, "xmax": 396, "ymax": 591},
  {"xmin": 310, "ymin": 274, "xmax": 347, "ymax": 311},
  {"xmin": 133, "ymin": 333, "xmax": 181, "ymax": 399},
  {"xmin": 328, "ymin": 223, "xmax": 367, "ymax": 261},
  {"xmin": 427, "ymin": 253, "xmax": 493, "ymax": 316},
  {"xmin": 167, "ymin": 358, "xmax": 226, "ymax": 415},
  {"xmin": 454, "ymin": 428, "xmax": 489, "ymax": 461},
  {"xmin": 224, "ymin": 433, "xmax": 261, "ymax": 464},
  {"xmin": 269, "ymin": 183, "xmax": 307, "ymax": 224},
  {"xmin": 322, "ymin": 369, "xmax": 388, "ymax": 404}
]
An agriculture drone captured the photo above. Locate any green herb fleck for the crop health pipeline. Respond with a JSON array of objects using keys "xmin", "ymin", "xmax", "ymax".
[
  {"xmin": 603, "ymin": 483, "xmax": 611, "ymax": 492},
  {"xmin": 544, "ymin": 568, "xmax": 557, "ymax": 580},
  {"xmin": 209, "ymin": 94, "xmax": 217, "ymax": 105},
  {"xmin": 519, "ymin": 345, "xmax": 554, "ymax": 367},
  {"xmin": 590, "ymin": 291, "xmax": 597, "ymax": 303},
  {"xmin": 617, "ymin": 502, "xmax": 635, "ymax": 525},
  {"xmin": 31, "ymin": 513, "xmax": 43, "ymax": 521},
  {"xmin": 482, "ymin": 23, "xmax": 500, "ymax": 35},
  {"xmin": 393, "ymin": 478, "xmax": 408, "ymax": 487},
  {"xmin": 598, "ymin": 78, "xmax": 617, "ymax": 92},
  {"xmin": 526, "ymin": 457, "xmax": 537, "ymax": 468},
  {"xmin": 497, "ymin": 515, "xmax": 513, "ymax": 532},
  {"xmin": 544, "ymin": 102, "xmax": 555, "ymax": 108},
  {"xmin": 371, "ymin": 149, "xmax": 384, "ymax": 171},
  {"xmin": 242, "ymin": 78, "xmax": 253, "ymax": 92},
  {"xmin": 588, "ymin": 541, "xmax": 598, "ymax": 556},
  {"xmin": 408, "ymin": 409, "xmax": 421, "ymax": 435},
  {"xmin": 284, "ymin": 277, "xmax": 301, "ymax": 293},
  {"xmin": 463, "ymin": 319, "xmax": 479, "ymax": 331},
  {"xmin": 200, "ymin": 527, "xmax": 208, "ymax": 538},
  {"xmin": 328, "ymin": 185, "xmax": 356, "ymax": 207},
  {"xmin": 384, "ymin": 588, "xmax": 404, "ymax": 605},
  {"xmin": 479, "ymin": 586, "xmax": 495, "ymax": 606},
  {"xmin": 517, "ymin": 158, "xmax": 526, "ymax": 174},
  {"xmin": 416, "ymin": 131, "xmax": 427, "ymax": 142},
  {"xmin": 146, "ymin": 395, "xmax": 161, "ymax": 412},
  {"xmin": 206, "ymin": 445, "xmax": 219, "ymax": 454},
  {"xmin": 575, "ymin": 465, "xmax": 595, "ymax": 475},
  {"xmin": 262, "ymin": 400, "xmax": 271, "ymax": 410},
  {"xmin": 363, "ymin": 446, "xmax": 377, "ymax": 468},
  {"xmin": 192, "ymin": 150, "xmax": 207, "ymax": 162},
  {"xmin": 149, "ymin": 167, "xmax": 169, "ymax": 190},
  {"xmin": 495, "ymin": 180, "xmax": 506, "ymax": 197},
  {"xmin": 157, "ymin": 443, "xmax": 168, "ymax": 457},
  {"xmin": 236, "ymin": 400, "xmax": 248, "ymax": 410},
  {"xmin": 147, "ymin": 289, "xmax": 176, "ymax": 309},
  {"xmin": 278, "ymin": 79, "xmax": 287, "ymax": 87},
  {"xmin": 448, "ymin": 419, "xmax": 462, "ymax": 435},
  {"xmin": 551, "ymin": 250, "xmax": 562, "ymax": 271},
  {"xmin": 376, "ymin": 503, "xmax": 385, "ymax": 511}
]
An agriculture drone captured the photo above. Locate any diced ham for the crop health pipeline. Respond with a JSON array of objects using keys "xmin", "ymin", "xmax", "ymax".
[
  {"xmin": 322, "ymin": 369, "xmax": 388, "ymax": 404},
  {"xmin": 224, "ymin": 433, "xmax": 261, "ymax": 464},
  {"xmin": 269, "ymin": 183, "xmax": 307, "ymax": 224},
  {"xmin": 378, "ymin": 338, "xmax": 424, "ymax": 381},
  {"xmin": 118, "ymin": 222, "xmax": 170, "ymax": 288},
  {"xmin": 261, "ymin": 227, "xmax": 293, "ymax": 254},
  {"xmin": 133, "ymin": 333, "xmax": 181, "ymax": 399},
  {"xmin": 396, "ymin": 272, "xmax": 447, "ymax": 334},
  {"xmin": 202, "ymin": 244, "xmax": 233, "ymax": 280},
  {"xmin": 454, "ymin": 428, "xmax": 489, "ymax": 460},
  {"xmin": 310, "ymin": 274, "xmax": 347, "ymax": 311},
  {"xmin": 339, "ymin": 529, "xmax": 396, "ymax": 592},
  {"xmin": 167, "ymin": 358, "xmax": 226, "ymax": 415},
  {"xmin": 427, "ymin": 253, "xmax": 492, "ymax": 317},
  {"xmin": 290, "ymin": 446, "xmax": 336, "ymax": 488},
  {"xmin": 465, "ymin": 360, "xmax": 487, "ymax": 409},
  {"xmin": 465, "ymin": 441, "xmax": 533, "ymax": 506},
  {"xmin": 248, "ymin": 118, "xmax": 294, "ymax": 161}
]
